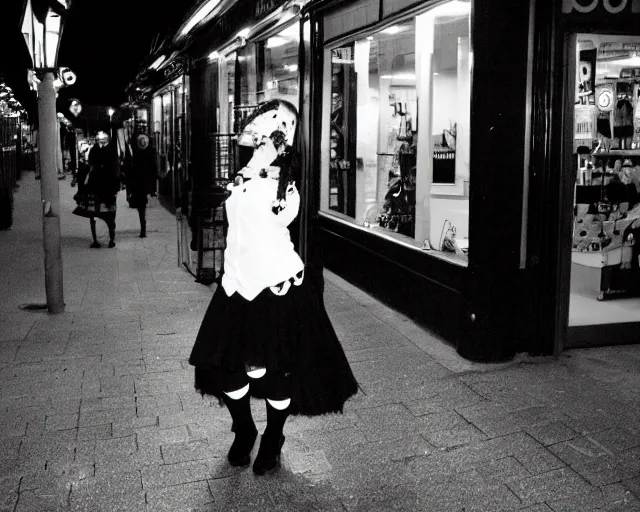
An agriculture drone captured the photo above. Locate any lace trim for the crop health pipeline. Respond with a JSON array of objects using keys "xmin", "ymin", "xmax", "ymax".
[{"xmin": 269, "ymin": 269, "xmax": 304, "ymax": 296}]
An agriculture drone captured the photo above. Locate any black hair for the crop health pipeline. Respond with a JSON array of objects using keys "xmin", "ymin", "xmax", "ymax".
[{"xmin": 268, "ymin": 130, "xmax": 300, "ymax": 215}]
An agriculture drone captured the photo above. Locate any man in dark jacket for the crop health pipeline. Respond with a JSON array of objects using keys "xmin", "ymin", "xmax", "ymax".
[
  {"xmin": 87, "ymin": 131, "xmax": 120, "ymax": 248},
  {"xmin": 126, "ymin": 134, "xmax": 157, "ymax": 238}
]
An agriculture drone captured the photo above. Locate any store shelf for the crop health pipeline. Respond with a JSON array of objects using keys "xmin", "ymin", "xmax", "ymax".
[{"xmin": 592, "ymin": 150, "xmax": 640, "ymax": 156}]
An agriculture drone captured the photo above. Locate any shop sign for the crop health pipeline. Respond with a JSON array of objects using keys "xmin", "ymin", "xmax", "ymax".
[
  {"xmin": 254, "ymin": 0, "xmax": 286, "ymax": 19},
  {"xmin": 563, "ymin": 0, "xmax": 640, "ymax": 14}
]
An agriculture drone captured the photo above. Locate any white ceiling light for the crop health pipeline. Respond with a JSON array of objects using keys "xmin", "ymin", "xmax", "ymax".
[
  {"xmin": 381, "ymin": 25, "xmax": 403, "ymax": 35},
  {"xmin": 237, "ymin": 28, "xmax": 250, "ymax": 39},
  {"xmin": 181, "ymin": 0, "xmax": 221, "ymax": 37},
  {"xmin": 208, "ymin": 51, "xmax": 220, "ymax": 60}
]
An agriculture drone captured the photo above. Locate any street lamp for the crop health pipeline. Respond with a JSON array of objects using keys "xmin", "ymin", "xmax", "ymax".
[{"xmin": 21, "ymin": 0, "xmax": 73, "ymax": 314}]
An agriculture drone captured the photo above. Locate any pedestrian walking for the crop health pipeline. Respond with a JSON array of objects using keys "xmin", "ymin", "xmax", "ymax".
[
  {"xmin": 72, "ymin": 131, "xmax": 120, "ymax": 248},
  {"xmin": 188, "ymin": 100, "xmax": 358, "ymax": 476},
  {"xmin": 126, "ymin": 134, "xmax": 157, "ymax": 238}
]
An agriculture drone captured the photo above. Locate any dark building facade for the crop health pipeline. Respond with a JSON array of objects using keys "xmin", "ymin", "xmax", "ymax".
[{"xmin": 129, "ymin": 0, "xmax": 640, "ymax": 361}]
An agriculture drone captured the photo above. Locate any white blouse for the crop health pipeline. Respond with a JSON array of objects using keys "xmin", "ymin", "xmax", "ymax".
[{"xmin": 221, "ymin": 174, "xmax": 305, "ymax": 301}]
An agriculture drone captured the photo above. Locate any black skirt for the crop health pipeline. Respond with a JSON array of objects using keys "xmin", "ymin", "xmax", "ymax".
[{"xmin": 189, "ymin": 272, "xmax": 359, "ymax": 416}]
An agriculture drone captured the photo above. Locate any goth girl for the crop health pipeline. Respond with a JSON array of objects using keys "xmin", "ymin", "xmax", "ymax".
[{"xmin": 189, "ymin": 100, "xmax": 358, "ymax": 476}]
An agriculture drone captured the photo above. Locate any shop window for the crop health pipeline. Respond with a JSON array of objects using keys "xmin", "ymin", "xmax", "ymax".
[
  {"xmin": 320, "ymin": 0, "xmax": 471, "ymax": 264},
  {"xmin": 226, "ymin": 52, "xmax": 236, "ymax": 133},
  {"xmin": 152, "ymin": 95, "xmax": 162, "ymax": 150},
  {"xmin": 569, "ymin": 34, "xmax": 640, "ymax": 326},
  {"xmin": 162, "ymin": 91, "xmax": 173, "ymax": 175},
  {"xmin": 256, "ymin": 23, "xmax": 301, "ymax": 107}
]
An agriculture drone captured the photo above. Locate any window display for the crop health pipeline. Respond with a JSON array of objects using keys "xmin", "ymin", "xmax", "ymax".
[
  {"xmin": 570, "ymin": 34, "xmax": 640, "ymax": 314},
  {"xmin": 256, "ymin": 23, "xmax": 300, "ymax": 106},
  {"xmin": 162, "ymin": 91, "xmax": 173, "ymax": 175},
  {"xmin": 320, "ymin": 0, "xmax": 471, "ymax": 265}
]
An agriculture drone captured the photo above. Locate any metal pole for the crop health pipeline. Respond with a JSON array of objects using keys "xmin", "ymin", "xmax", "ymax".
[{"xmin": 37, "ymin": 71, "xmax": 64, "ymax": 314}]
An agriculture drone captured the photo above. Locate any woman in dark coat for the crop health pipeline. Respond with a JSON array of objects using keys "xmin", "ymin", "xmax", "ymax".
[
  {"xmin": 82, "ymin": 131, "xmax": 120, "ymax": 248},
  {"xmin": 127, "ymin": 134, "xmax": 157, "ymax": 238}
]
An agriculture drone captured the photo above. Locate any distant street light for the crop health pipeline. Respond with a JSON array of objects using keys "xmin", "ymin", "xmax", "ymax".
[
  {"xmin": 108, "ymin": 107, "xmax": 114, "ymax": 118},
  {"xmin": 22, "ymin": 0, "xmax": 73, "ymax": 315}
]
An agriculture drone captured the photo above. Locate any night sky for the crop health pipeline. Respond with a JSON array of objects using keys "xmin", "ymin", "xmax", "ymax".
[{"xmin": 56, "ymin": 0, "xmax": 197, "ymax": 107}]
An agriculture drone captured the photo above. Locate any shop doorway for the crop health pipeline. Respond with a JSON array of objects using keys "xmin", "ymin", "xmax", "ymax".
[{"xmin": 565, "ymin": 33, "xmax": 640, "ymax": 348}]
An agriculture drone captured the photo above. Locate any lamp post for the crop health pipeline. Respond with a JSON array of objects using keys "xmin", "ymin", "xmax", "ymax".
[{"xmin": 21, "ymin": 0, "xmax": 73, "ymax": 314}]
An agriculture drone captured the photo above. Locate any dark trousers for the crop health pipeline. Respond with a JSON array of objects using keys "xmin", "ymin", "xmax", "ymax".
[{"xmin": 90, "ymin": 213, "xmax": 116, "ymax": 242}]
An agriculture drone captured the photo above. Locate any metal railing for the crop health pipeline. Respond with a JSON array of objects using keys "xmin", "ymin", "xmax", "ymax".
[{"xmin": 194, "ymin": 133, "xmax": 237, "ymax": 284}]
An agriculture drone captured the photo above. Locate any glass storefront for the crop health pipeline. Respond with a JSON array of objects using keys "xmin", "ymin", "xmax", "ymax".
[
  {"xmin": 255, "ymin": 23, "xmax": 301, "ymax": 106},
  {"xmin": 569, "ymin": 33, "xmax": 640, "ymax": 328},
  {"xmin": 320, "ymin": 0, "xmax": 471, "ymax": 265}
]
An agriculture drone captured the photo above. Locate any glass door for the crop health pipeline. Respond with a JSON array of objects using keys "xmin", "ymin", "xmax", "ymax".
[{"xmin": 567, "ymin": 33, "xmax": 640, "ymax": 347}]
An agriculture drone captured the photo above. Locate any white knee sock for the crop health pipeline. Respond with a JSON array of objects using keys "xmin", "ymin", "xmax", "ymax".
[
  {"xmin": 224, "ymin": 383, "xmax": 250, "ymax": 400},
  {"xmin": 244, "ymin": 368, "xmax": 291, "ymax": 409},
  {"xmin": 267, "ymin": 398, "xmax": 291, "ymax": 410},
  {"xmin": 247, "ymin": 368, "xmax": 267, "ymax": 379}
]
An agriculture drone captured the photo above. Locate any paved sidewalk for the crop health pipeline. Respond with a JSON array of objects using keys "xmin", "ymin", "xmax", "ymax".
[{"xmin": 1, "ymin": 171, "xmax": 640, "ymax": 511}]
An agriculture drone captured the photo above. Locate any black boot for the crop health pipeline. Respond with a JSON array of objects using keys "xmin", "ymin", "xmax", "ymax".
[
  {"xmin": 90, "ymin": 219, "xmax": 100, "ymax": 248},
  {"xmin": 107, "ymin": 216, "xmax": 116, "ymax": 248},
  {"xmin": 138, "ymin": 207, "xmax": 146, "ymax": 238},
  {"xmin": 253, "ymin": 400, "xmax": 289, "ymax": 475},
  {"xmin": 222, "ymin": 392, "xmax": 258, "ymax": 466}
]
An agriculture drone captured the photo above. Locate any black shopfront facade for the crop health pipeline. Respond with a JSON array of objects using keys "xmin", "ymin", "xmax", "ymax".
[
  {"xmin": 130, "ymin": 0, "xmax": 640, "ymax": 361},
  {"xmin": 299, "ymin": 0, "xmax": 640, "ymax": 362}
]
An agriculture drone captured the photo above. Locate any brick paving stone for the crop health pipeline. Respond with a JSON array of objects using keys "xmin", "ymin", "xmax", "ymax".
[
  {"xmin": 44, "ymin": 413, "xmax": 79, "ymax": 431},
  {"xmin": 525, "ymin": 420, "xmax": 579, "ymax": 446},
  {"xmin": 354, "ymin": 403, "xmax": 419, "ymax": 442},
  {"xmin": 93, "ymin": 444, "xmax": 163, "ymax": 473},
  {"xmin": 79, "ymin": 407, "xmax": 136, "ymax": 428},
  {"xmin": 14, "ymin": 488, "xmax": 71, "ymax": 512},
  {"xmin": 515, "ymin": 445, "xmax": 567, "ymax": 475},
  {"xmin": 145, "ymin": 480, "xmax": 214, "ymax": 511},
  {"xmin": 509, "ymin": 467, "xmax": 596, "ymax": 506},
  {"xmin": 160, "ymin": 438, "xmax": 220, "ymax": 464},
  {"xmin": 417, "ymin": 469, "xmax": 523, "ymax": 511},
  {"xmin": 0, "ymin": 414, "xmax": 28, "ymax": 437},
  {"xmin": 404, "ymin": 380, "xmax": 484, "ymax": 416},
  {"xmin": 77, "ymin": 424, "xmax": 112, "ymax": 441},
  {"xmin": 95, "ymin": 435, "xmax": 137, "ymax": 460},
  {"xmin": 589, "ymin": 427, "xmax": 640, "ymax": 453},
  {"xmin": 422, "ymin": 423, "xmax": 487, "ymax": 449},
  {"xmin": 0, "ymin": 474, "xmax": 20, "ymax": 511},
  {"xmin": 207, "ymin": 476, "xmax": 274, "ymax": 510},
  {"xmin": 140, "ymin": 460, "xmax": 210, "ymax": 490},
  {"xmin": 137, "ymin": 425, "xmax": 190, "ymax": 449},
  {"xmin": 415, "ymin": 410, "xmax": 469, "ymax": 435},
  {"xmin": 473, "ymin": 455, "xmax": 531, "ymax": 485},
  {"xmin": 69, "ymin": 469, "xmax": 145, "ymax": 512},
  {"xmin": 467, "ymin": 406, "xmax": 558, "ymax": 438}
]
